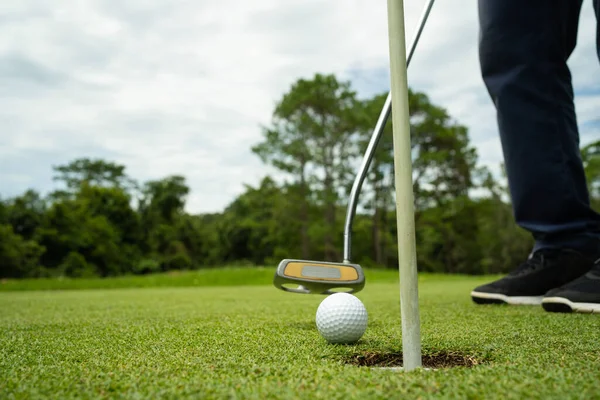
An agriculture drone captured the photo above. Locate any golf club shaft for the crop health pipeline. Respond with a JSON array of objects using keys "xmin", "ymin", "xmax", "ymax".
[{"xmin": 342, "ymin": 0, "xmax": 435, "ymax": 263}]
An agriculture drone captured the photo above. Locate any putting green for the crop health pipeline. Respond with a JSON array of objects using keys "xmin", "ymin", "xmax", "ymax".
[{"xmin": 1, "ymin": 275, "xmax": 599, "ymax": 399}]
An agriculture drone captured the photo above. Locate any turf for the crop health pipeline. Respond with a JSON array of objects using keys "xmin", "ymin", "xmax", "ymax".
[
  {"xmin": 1, "ymin": 273, "xmax": 599, "ymax": 399},
  {"xmin": 0, "ymin": 267, "xmax": 429, "ymax": 292}
]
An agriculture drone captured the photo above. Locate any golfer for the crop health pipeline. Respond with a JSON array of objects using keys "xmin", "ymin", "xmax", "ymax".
[{"xmin": 470, "ymin": 0, "xmax": 600, "ymax": 313}]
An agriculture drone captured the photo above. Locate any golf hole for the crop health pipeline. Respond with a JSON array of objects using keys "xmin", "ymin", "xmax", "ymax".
[{"xmin": 345, "ymin": 350, "xmax": 482, "ymax": 370}]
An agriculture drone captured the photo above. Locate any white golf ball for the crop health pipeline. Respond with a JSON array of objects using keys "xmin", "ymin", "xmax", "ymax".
[{"xmin": 315, "ymin": 292, "xmax": 368, "ymax": 344}]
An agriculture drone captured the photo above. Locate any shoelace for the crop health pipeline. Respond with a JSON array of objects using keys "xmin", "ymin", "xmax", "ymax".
[
  {"xmin": 586, "ymin": 258, "xmax": 600, "ymax": 279},
  {"xmin": 509, "ymin": 249, "xmax": 561, "ymax": 276}
]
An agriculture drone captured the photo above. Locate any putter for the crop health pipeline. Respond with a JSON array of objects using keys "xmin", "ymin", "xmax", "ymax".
[
  {"xmin": 274, "ymin": 259, "xmax": 365, "ymax": 294},
  {"xmin": 273, "ymin": 0, "xmax": 435, "ymax": 295}
]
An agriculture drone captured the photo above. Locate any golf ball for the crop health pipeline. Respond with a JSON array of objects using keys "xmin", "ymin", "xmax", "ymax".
[{"xmin": 315, "ymin": 292, "xmax": 368, "ymax": 344}]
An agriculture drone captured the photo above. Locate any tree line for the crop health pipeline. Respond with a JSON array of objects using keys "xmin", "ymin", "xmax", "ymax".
[{"xmin": 2, "ymin": 73, "xmax": 599, "ymax": 279}]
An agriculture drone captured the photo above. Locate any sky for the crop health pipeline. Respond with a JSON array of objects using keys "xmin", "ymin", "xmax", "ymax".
[{"xmin": 1, "ymin": 0, "xmax": 599, "ymax": 214}]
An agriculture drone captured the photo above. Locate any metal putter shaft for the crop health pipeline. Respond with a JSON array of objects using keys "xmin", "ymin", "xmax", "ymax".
[
  {"xmin": 273, "ymin": 0, "xmax": 435, "ymax": 295},
  {"xmin": 343, "ymin": 0, "xmax": 435, "ymax": 263}
]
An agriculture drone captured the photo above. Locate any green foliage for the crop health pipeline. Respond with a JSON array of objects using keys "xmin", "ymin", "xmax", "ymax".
[
  {"xmin": 253, "ymin": 73, "xmax": 365, "ymax": 261},
  {"xmin": 52, "ymin": 158, "xmax": 137, "ymax": 196},
  {"xmin": 162, "ymin": 240, "xmax": 193, "ymax": 270},
  {"xmin": 0, "ymin": 224, "xmax": 46, "ymax": 278},
  {"xmin": 2, "ymin": 73, "xmax": 597, "ymax": 280},
  {"xmin": 2, "ymin": 190, "xmax": 47, "ymax": 240},
  {"xmin": 357, "ymin": 90, "xmax": 480, "ymax": 266},
  {"xmin": 140, "ymin": 175, "xmax": 189, "ymax": 223},
  {"xmin": 474, "ymin": 198, "xmax": 533, "ymax": 274},
  {"xmin": 582, "ymin": 140, "xmax": 600, "ymax": 210},
  {"xmin": 59, "ymin": 251, "xmax": 96, "ymax": 278},
  {"xmin": 35, "ymin": 188, "xmax": 135, "ymax": 277},
  {"xmin": 134, "ymin": 258, "xmax": 161, "ymax": 275}
]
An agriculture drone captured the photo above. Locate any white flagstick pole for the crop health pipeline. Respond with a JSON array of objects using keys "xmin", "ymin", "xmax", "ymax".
[{"xmin": 386, "ymin": 0, "xmax": 422, "ymax": 371}]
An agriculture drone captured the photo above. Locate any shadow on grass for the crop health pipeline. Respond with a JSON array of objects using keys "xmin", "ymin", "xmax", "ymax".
[{"xmin": 287, "ymin": 320, "xmax": 385, "ymax": 332}]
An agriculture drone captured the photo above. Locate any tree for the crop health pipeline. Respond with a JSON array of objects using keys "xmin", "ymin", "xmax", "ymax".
[
  {"xmin": 0, "ymin": 224, "xmax": 46, "ymax": 278},
  {"xmin": 175, "ymin": 213, "xmax": 222, "ymax": 268},
  {"xmin": 3, "ymin": 190, "xmax": 47, "ymax": 240},
  {"xmin": 36, "ymin": 184, "xmax": 139, "ymax": 277},
  {"xmin": 78, "ymin": 183, "xmax": 141, "ymax": 247},
  {"xmin": 0, "ymin": 198, "xmax": 6, "ymax": 224},
  {"xmin": 52, "ymin": 158, "xmax": 137, "ymax": 198},
  {"xmin": 218, "ymin": 176, "xmax": 303, "ymax": 265},
  {"xmin": 253, "ymin": 73, "xmax": 363, "ymax": 261},
  {"xmin": 137, "ymin": 175, "xmax": 191, "ymax": 269},
  {"xmin": 357, "ymin": 93, "xmax": 394, "ymax": 266},
  {"xmin": 9, "ymin": 82, "xmax": 599, "ymax": 278},
  {"xmin": 409, "ymin": 91, "xmax": 478, "ymax": 209},
  {"xmin": 582, "ymin": 140, "xmax": 600, "ymax": 210},
  {"xmin": 140, "ymin": 176, "xmax": 189, "ymax": 223},
  {"xmin": 474, "ymin": 196, "xmax": 533, "ymax": 274},
  {"xmin": 357, "ymin": 90, "xmax": 479, "ymax": 267}
]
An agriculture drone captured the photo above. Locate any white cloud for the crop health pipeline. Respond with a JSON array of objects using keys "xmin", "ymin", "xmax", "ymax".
[{"xmin": 1, "ymin": 0, "xmax": 599, "ymax": 212}]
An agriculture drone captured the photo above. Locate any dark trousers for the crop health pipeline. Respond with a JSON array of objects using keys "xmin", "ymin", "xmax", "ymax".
[{"xmin": 478, "ymin": 0, "xmax": 600, "ymax": 254}]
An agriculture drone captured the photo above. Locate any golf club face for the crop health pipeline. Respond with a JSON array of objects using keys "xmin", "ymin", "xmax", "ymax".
[{"xmin": 273, "ymin": 259, "xmax": 365, "ymax": 295}]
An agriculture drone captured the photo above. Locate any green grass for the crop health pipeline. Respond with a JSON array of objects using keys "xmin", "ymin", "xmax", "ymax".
[
  {"xmin": 1, "ymin": 271, "xmax": 599, "ymax": 399},
  {"xmin": 0, "ymin": 267, "xmax": 478, "ymax": 292},
  {"xmin": 0, "ymin": 267, "xmax": 281, "ymax": 291}
]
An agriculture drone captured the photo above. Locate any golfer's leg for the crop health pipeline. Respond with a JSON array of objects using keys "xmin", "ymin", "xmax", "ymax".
[{"xmin": 479, "ymin": 0, "xmax": 600, "ymax": 254}]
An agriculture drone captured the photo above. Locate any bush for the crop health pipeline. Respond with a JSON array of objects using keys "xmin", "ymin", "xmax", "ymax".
[
  {"xmin": 162, "ymin": 253, "xmax": 193, "ymax": 270},
  {"xmin": 161, "ymin": 241, "xmax": 192, "ymax": 271},
  {"xmin": 134, "ymin": 258, "xmax": 161, "ymax": 275},
  {"xmin": 0, "ymin": 224, "xmax": 45, "ymax": 278},
  {"xmin": 60, "ymin": 252, "xmax": 97, "ymax": 278}
]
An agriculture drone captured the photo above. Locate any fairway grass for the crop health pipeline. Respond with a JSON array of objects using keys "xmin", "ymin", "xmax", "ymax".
[
  {"xmin": 0, "ymin": 267, "xmax": 480, "ymax": 292},
  {"xmin": 1, "ymin": 274, "xmax": 599, "ymax": 399},
  {"xmin": 0, "ymin": 267, "xmax": 429, "ymax": 292}
]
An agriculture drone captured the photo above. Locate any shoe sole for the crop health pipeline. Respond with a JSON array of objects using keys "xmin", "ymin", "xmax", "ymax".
[
  {"xmin": 542, "ymin": 297, "xmax": 600, "ymax": 314},
  {"xmin": 471, "ymin": 291, "xmax": 543, "ymax": 305}
]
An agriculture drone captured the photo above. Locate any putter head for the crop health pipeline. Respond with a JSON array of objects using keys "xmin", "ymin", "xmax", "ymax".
[{"xmin": 273, "ymin": 259, "xmax": 365, "ymax": 295}]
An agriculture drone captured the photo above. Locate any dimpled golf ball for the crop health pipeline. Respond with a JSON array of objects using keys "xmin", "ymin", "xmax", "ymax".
[{"xmin": 315, "ymin": 292, "xmax": 368, "ymax": 344}]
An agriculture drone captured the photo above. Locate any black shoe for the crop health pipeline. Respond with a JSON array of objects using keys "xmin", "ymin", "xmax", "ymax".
[
  {"xmin": 471, "ymin": 248, "xmax": 597, "ymax": 306},
  {"xmin": 542, "ymin": 260, "xmax": 600, "ymax": 313}
]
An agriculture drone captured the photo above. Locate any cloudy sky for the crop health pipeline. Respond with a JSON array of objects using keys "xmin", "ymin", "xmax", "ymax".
[{"xmin": 1, "ymin": 0, "xmax": 599, "ymax": 214}]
